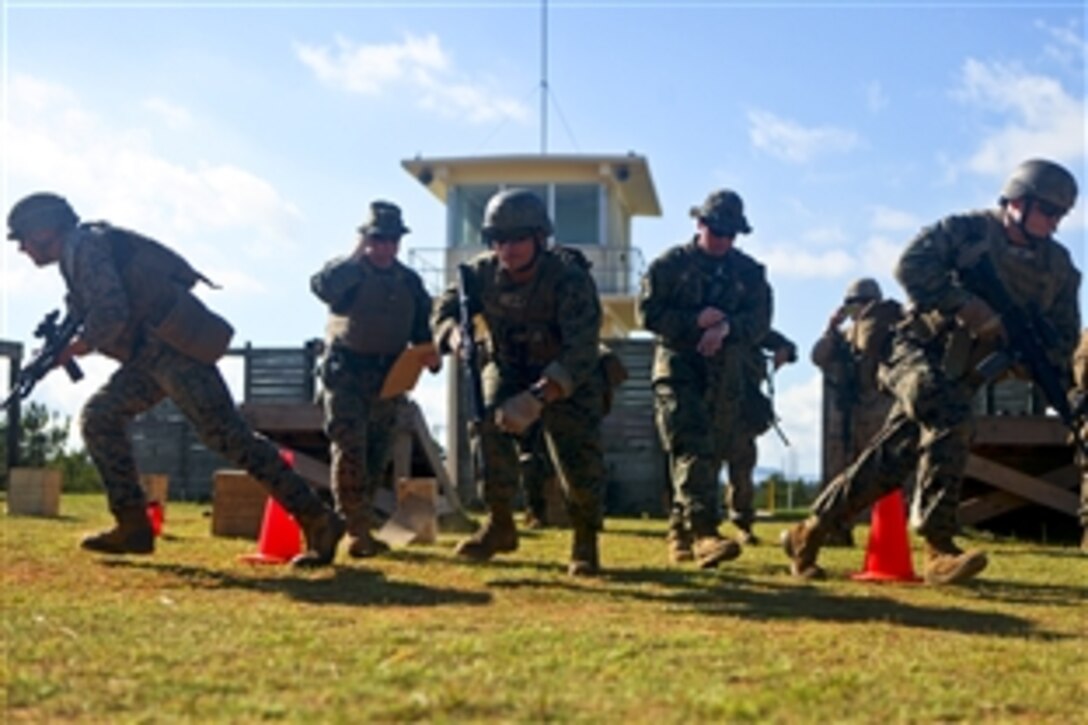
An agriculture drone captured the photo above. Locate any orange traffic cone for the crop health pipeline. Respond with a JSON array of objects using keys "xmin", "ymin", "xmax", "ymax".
[
  {"xmin": 239, "ymin": 449, "xmax": 302, "ymax": 564},
  {"xmin": 852, "ymin": 489, "xmax": 921, "ymax": 583},
  {"xmin": 240, "ymin": 497, "xmax": 301, "ymax": 564},
  {"xmin": 147, "ymin": 501, "xmax": 164, "ymax": 537}
]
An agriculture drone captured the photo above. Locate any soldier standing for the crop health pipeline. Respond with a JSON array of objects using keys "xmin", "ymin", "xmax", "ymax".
[
  {"xmin": 432, "ymin": 189, "xmax": 607, "ymax": 576},
  {"xmin": 810, "ymin": 278, "xmax": 903, "ymax": 545},
  {"xmin": 640, "ymin": 189, "xmax": 773, "ymax": 567},
  {"xmin": 311, "ymin": 201, "xmax": 440, "ymax": 558},
  {"xmin": 6, "ymin": 192, "xmax": 343, "ymax": 566},
  {"xmin": 783, "ymin": 159, "xmax": 1081, "ymax": 585}
]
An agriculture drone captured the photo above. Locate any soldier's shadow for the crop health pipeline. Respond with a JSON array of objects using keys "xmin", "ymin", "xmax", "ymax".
[
  {"xmin": 493, "ymin": 564, "xmax": 1052, "ymax": 639},
  {"xmin": 102, "ymin": 559, "xmax": 492, "ymax": 608}
]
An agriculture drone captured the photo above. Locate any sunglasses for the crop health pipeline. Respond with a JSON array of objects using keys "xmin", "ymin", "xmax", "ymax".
[
  {"xmin": 486, "ymin": 229, "xmax": 537, "ymax": 246},
  {"xmin": 368, "ymin": 234, "xmax": 401, "ymax": 245},
  {"xmin": 1033, "ymin": 199, "xmax": 1068, "ymax": 220}
]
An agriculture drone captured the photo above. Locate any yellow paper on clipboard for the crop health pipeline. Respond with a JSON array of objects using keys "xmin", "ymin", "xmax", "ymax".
[{"xmin": 379, "ymin": 343, "xmax": 436, "ymax": 399}]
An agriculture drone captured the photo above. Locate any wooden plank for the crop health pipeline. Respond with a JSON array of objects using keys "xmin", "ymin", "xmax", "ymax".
[
  {"xmin": 960, "ymin": 464, "xmax": 1079, "ymax": 525},
  {"xmin": 241, "ymin": 403, "xmax": 324, "ymax": 432},
  {"xmin": 972, "ymin": 416, "xmax": 1070, "ymax": 447},
  {"xmin": 963, "ymin": 455, "xmax": 1078, "ymax": 515}
]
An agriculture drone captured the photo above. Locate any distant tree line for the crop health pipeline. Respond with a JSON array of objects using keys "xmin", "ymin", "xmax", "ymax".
[{"xmin": 1, "ymin": 403, "xmax": 101, "ymax": 492}]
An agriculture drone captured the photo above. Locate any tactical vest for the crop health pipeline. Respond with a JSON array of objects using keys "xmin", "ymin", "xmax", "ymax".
[
  {"xmin": 903, "ymin": 211, "xmax": 1077, "ymax": 380},
  {"xmin": 62, "ymin": 223, "xmax": 232, "ymax": 363},
  {"xmin": 477, "ymin": 249, "xmax": 576, "ymax": 376},
  {"xmin": 325, "ymin": 260, "xmax": 418, "ymax": 356},
  {"xmin": 667, "ymin": 246, "xmax": 760, "ymax": 326}
]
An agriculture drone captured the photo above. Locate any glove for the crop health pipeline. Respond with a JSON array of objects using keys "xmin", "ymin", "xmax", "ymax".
[
  {"xmin": 495, "ymin": 390, "xmax": 544, "ymax": 435},
  {"xmin": 955, "ymin": 297, "xmax": 1004, "ymax": 342},
  {"xmin": 696, "ymin": 320, "xmax": 730, "ymax": 357}
]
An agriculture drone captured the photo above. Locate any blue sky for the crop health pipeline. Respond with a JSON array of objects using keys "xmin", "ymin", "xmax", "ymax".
[{"xmin": 2, "ymin": 1, "xmax": 1085, "ymax": 480}]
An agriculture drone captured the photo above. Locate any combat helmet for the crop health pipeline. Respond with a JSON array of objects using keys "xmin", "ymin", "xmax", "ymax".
[
  {"xmin": 844, "ymin": 277, "xmax": 882, "ymax": 304},
  {"xmin": 690, "ymin": 189, "xmax": 752, "ymax": 236},
  {"xmin": 1000, "ymin": 159, "xmax": 1078, "ymax": 212},
  {"xmin": 7, "ymin": 192, "xmax": 79, "ymax": 240},
  {"xmin": 481, "ymin": 188, "xmax": 552, "ymax": 245}
]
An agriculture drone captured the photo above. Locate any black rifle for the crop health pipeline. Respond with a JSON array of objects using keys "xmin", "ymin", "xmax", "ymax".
[
  {"xmin": 457, "ymin": 264, "xmax": 488, "ymax": 481},
  {"xmin": 2, "ymin": 309, "xmax": 85, "ymax": 410},
  {"xmin": 963, "ymin": 254, "xmax": 1088, "ymax": 457},
  {"xmin": 763, "ymin": 348, "xmax": 794, "ymax": 447}
]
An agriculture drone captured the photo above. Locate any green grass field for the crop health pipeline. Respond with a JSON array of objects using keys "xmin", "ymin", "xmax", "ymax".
[{"xmin": 3, "ymin": 494, "xmax": 1085, "ymax": 723}]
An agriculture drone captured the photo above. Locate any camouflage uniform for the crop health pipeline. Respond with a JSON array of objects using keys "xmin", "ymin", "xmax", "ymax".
[
  {"xmin": 640, "ymin": 223, "xmax": 773, "ymax": 548},
  {"xmin": 785, "ymin": 164, "xmax": 1081, "ymax": 584},
  {"xmin": 6, "ymin": 194, "xmax": 342, "ymax": 565},
  {"xmin": 311, "ymin": 202, "xmax": 433, "ymax": 554},
  {"xmin": 810, "ymin": 286, "xmax": 903, "ymax": 544},
  {"xmin": 722, "ymin": 328, "xmax": 795, "ymax": 540},
  {"xmin": 811, "ymin": 296, "xmax": 903, "ymax": 462},
  {"xmin": 1073, "ymin": 329, "xmax": 1088, "ymax": 548},
  {"xmin": 433, "ymin": 247, "xmax": 606, "ymax": 533}
]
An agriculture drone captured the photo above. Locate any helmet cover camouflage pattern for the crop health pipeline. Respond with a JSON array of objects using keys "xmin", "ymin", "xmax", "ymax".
[
  {"xmin": 689, "ymin": 189, "xmax": 752, "ymax": 236},
  {"xmin": 844, "ymin": 277, "xmax": 882, "ymax": 304},
  {"xmin": 7, "ymin": 192, "xmax": 79, "ymax": 240},
  {"xmin": 481, "ymin": 188, "xmax": 553, "ymax": 244}
]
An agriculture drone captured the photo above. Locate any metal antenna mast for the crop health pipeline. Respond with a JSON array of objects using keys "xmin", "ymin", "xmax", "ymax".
[{"xmin": 540, "ymin": 0, "xmax": 548, "ymax": 154}]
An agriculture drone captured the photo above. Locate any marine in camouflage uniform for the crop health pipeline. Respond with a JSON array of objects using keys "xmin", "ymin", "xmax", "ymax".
[
  {"xmin": 810, "ymin": 278, "xmax": 903, "ymax": 545},
  {"xmin": 640, "ymin": 189, "xmax": 772, "ymax": 568},
  {"xmin": 432, "ymin": 188, "xmax": 607, "ymax": 576},
  {"xmin": 6, "ymin": 192, "xmax": 343, "ymax": 566},
  {"xmin": 1072, "ymin": 329, "xmax": 1088, "ymax": 552},
  {"xmin": 725, "ymin": 328, "xmax": 797, "ymax": 545},
  {"xmin": 520, "ymin": 344, "xmax": 627, "ymax": 530},
  {"xmin": 783, "ymin": 159, "xmax": 1081, "ymax": 585},
  {"xmin": 311, "ymin": 201, "xmax": 439, "ymax": 558}
]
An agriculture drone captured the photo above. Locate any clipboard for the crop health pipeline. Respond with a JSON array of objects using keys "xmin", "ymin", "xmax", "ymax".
[{"xmin": 379, "ymin": 343, "xmax": 436, "ymax": 399}]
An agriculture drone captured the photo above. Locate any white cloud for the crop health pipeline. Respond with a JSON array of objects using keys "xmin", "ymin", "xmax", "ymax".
[
  {"xmin": 758, "ymin": 243, "xmax": 856, "ymax": 279},
  {"xmin": 4, "ymin": 73, "xmax": 302, "ymax": 269},
  {"xmin": 858, "ymin": 235, "xmax": 907, "ymax": 298},
  {"xmin": 295, "ymin": 33, "xmax": 530, "ymax": 125},
  {"xmin": 1036, "ymin": 18, "xmax": 1087, "ymax": 69},
  {"xmin": 142, "ymin": 96, "xmax": 193, "ymax": 130},
  {"xmin": 951, "ymin": 59, "xmax": 1085, "ymax": 177},
  {"xmin": 758, "ymin": 372, "xmax": 823, "ymax": 480},
  {"xmin": 747, "ymin": 109, "xmax": 861, "ymax": 164},
  {"xmin": 866, "ymin": 80, "xmax": 889, "ymax": 113},
  {"xmin": 868, "ymin": 204, "xmax": 921, "ymax": 232},
  {"xmin": 801, "ymin": 226, "xmax": 849, "ymax": 246}
]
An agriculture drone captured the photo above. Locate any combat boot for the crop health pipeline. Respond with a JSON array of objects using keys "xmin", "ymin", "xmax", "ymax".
[
  {"xmin": 780, "ymin": 517, "xmax": 827, "ymax": 579},
  {"xmin": 735, "ymin": 524, "xmax": 761, "ymax": 547},
  {"xmin": 922, "ymin": 537, "xmax": 987, "ymax": 585},
  {"xmin": 691, "ymin": 527, "xmax": 742, "ymax": 569},
  {"xmin": 344, "ymin": 509, "xmax": 389, "ymax": 559},
  {"xmin": 347, "ymin": 530, "xmax": 390, "ymax": 559},
  {"xmin": 667, "ymin": 526, "xmax": 694, "ymax": 563},
  {"xmin": 568, "ymin": 526, "xmax": 600, "ymax": 577},
  {"xmin": 291, "ymin": 508, "xmax": 346, "ymax": 568},
  {"xmin": 523, "ymin": 510, "xmax": 546, "ymax": 530},
  {"xmin": 81, "ymin": 506, "xmax": 155, "ymax": 555},
  {"xmin": 455, "ymin": 506, "xmax": 518, "ymax": 561}
]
